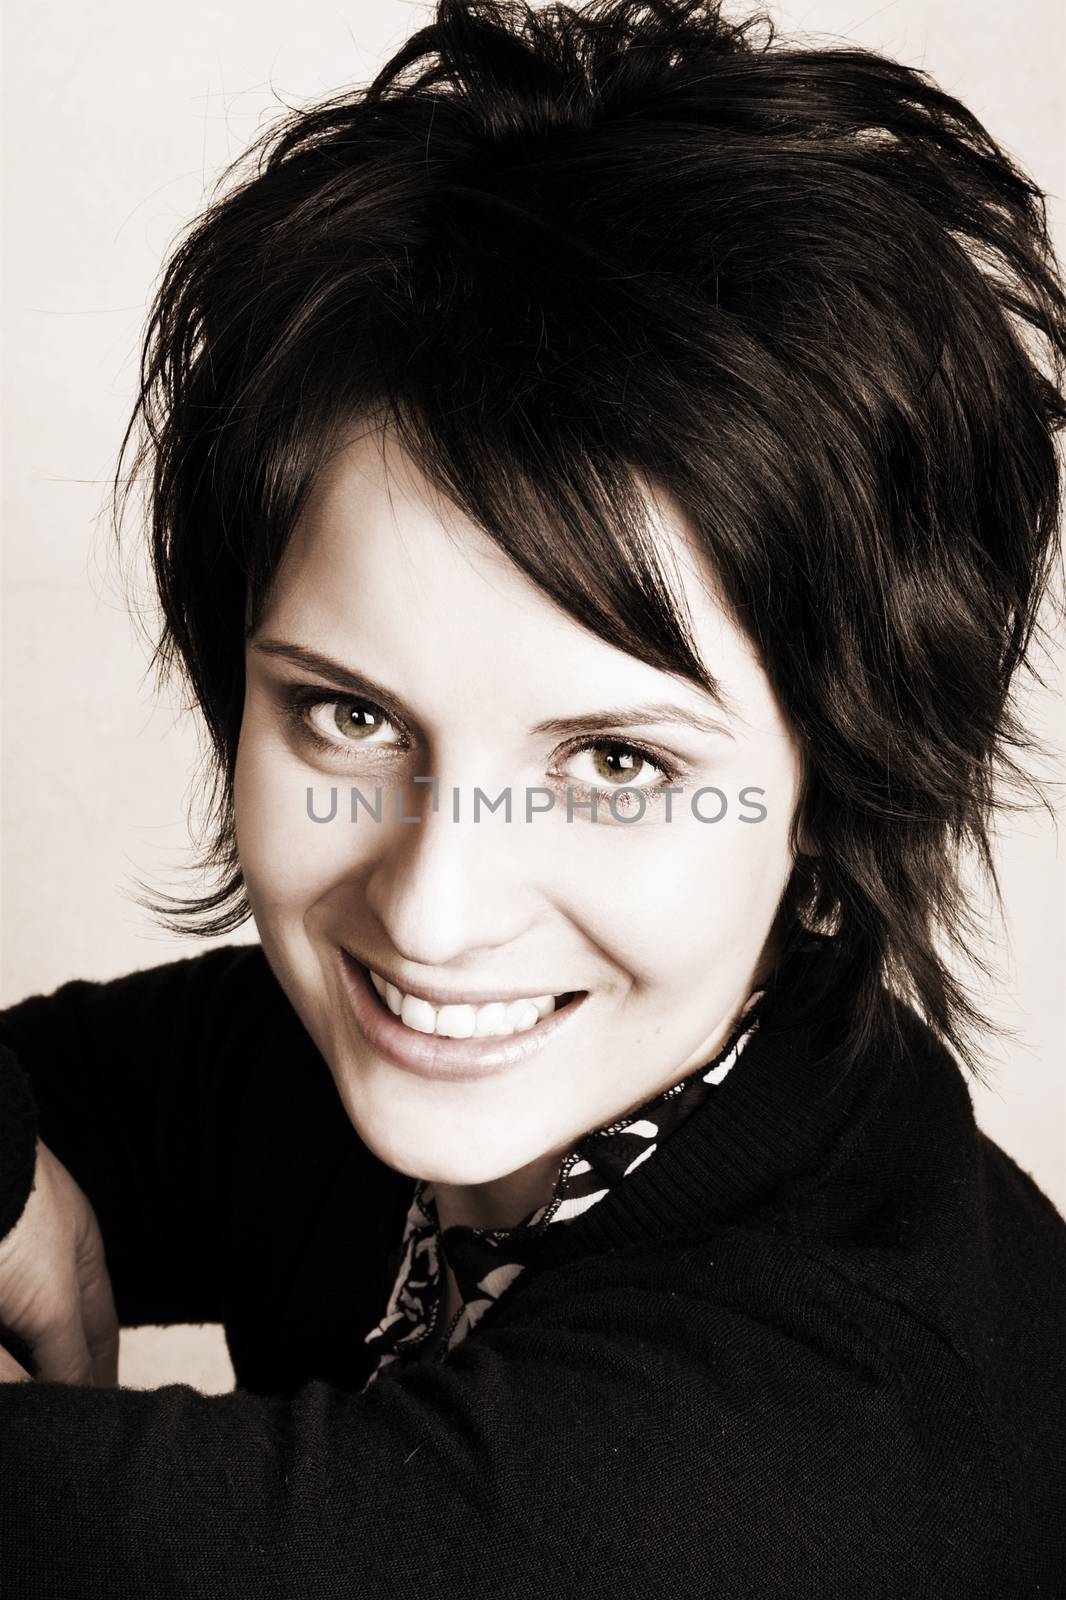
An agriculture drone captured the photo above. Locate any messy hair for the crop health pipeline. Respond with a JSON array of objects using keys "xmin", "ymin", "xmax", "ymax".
[{"xmin": 114, "ymin": 0, "xmax": 1066, "ymax": 1086}]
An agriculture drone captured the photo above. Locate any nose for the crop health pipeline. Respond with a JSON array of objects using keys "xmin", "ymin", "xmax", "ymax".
[{"xmin": 361, "ymin": 777, "xmax": 538, "ymax": 971}]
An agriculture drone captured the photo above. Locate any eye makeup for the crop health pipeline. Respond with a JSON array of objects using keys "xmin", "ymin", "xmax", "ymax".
[{"xmin": 271, "ymin": 681, "xmax": 693, "ymax": 815}]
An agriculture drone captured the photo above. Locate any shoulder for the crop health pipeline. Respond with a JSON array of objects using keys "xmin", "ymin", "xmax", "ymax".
[
  {"xmin": 0, "ymin": 942, "xmax": 306, "ymax": 1078},
  {"xmin": 429, "ymin": 1225, "xmax": 1006, "ymax": 1595},
  {"xmin": 0, "ymin": 939, "xmax": 276, "ymax": 1029}
]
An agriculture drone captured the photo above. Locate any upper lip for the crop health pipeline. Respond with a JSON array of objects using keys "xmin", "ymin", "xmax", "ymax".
[{"xmin": 341, "ymin": 948, "xmax": 576, "ymax": 1008}]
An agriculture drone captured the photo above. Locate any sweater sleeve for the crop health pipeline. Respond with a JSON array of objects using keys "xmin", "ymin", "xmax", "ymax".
[
  {"xmin": 0, "ymin": 1255, "xmax": 1001, "ymax": 1599},
  {"xmin": 0, "ymin": 945, "xmax": 305, "ymax": 1330},
  {"xmin": 0, "ymin": 1043, "xmax": 38, "ymax": 1243}
]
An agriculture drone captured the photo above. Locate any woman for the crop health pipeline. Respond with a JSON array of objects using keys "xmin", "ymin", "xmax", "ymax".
[{"xmin": 1, "ymin": 0, "xmax": 1064, "ymax": 1593}]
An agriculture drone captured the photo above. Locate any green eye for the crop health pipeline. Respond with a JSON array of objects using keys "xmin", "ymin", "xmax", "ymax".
[
  {"xmin": 278, "ymin": 684, "xmax": 684, "ymax": 814},
  {"xmin": 561, "ymin": 739, "xmax": 672, "ymax": 790},
  {"xmin": 317, "ymin": 699, "xmax": 388, "ymax": 742},
  {"xmin": 282, "ymin": 687, "xmax": 404, "ymax": 757}
]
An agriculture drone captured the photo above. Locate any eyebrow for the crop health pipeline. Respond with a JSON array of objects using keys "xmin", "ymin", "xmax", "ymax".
[{"xmin": 249, "ymin": 637, "xmax": 740, "ymax": 739}]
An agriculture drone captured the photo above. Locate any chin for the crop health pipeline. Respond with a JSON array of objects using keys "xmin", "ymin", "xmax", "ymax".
[{"xmin": 322, "ymin": 1064, "xmax": 534, "ymax": 1187}]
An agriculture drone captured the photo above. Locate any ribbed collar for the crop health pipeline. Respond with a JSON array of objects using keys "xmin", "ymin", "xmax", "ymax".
[{"xmin": 524, "ymin": 934, "xmax": 894, "ymax": 1275}]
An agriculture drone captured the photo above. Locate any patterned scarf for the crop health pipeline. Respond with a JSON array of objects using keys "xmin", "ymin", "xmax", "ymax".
[{"xmin": 361, "ymin": 984, "xmax": 769, "ymax": 1390}]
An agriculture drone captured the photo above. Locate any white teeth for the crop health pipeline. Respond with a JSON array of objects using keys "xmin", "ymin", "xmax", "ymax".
[
  {"xmin": 367, "ymin": 967, "xmax": 558, "ymax": 1038},
  {"xmin": 400, "ymin": 994, "xmax": 438, "ymax": 1035},
  {"xmin": 474, "ymin": 1001, "xmax": 508, "ymax": 1037},
  {"xmin": 434, "ymin": 1004, "xmax": 477, "ymax": 1040},
  {"xmin": 503, "ymin": 999, "xmax": 541, "ymax": 1036}
]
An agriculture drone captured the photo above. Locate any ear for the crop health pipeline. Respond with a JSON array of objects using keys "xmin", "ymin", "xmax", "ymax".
[{"xmin": 794, "ymin": 816, "xmax": 818, "ymax": 859}]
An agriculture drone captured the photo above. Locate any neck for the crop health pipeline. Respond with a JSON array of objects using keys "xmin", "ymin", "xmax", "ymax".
[{"xmin": 432, "ymin": 1144, "xmax": 567, "ymax": 1236}]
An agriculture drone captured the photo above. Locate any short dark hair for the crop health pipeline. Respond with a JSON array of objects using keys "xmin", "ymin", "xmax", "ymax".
[{"xmin": 114, "ymin": 0, "xmax": 1066, "ymax": 1087}]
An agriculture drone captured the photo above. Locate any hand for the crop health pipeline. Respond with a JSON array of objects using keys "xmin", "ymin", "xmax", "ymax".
[{"xmin": 0, "ymin": 1139, "xmax": 119, "ymax": 1386}]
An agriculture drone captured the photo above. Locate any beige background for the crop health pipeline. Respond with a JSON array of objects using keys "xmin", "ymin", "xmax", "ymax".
[{"xmin": 2, "ymin": 0, "xmax": 1064, "ymax": 1394}]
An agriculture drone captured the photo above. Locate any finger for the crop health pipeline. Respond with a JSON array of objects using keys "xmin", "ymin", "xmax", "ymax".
[
  {"xmin": 0, "ymin": 1345, "xmax": 33, "ymax": 1383},
  {"xmin": 77, "ymin": 1250, "xmax": 120, "ymax": 1389},
  {"xmin": 26, "ymin": 1308, "xmax": 94, "ymax": 1387}
]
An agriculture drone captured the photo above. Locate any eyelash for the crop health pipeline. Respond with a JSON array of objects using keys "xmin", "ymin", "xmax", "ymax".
[{"xmin": 278, "ymin": 686, "xmax": 684, "ymax": 805}]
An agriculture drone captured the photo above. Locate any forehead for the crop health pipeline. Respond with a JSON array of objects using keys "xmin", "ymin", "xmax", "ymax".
[{"xmin": 259, "ymin": 428, "xmax": 774, "ymax": 731}]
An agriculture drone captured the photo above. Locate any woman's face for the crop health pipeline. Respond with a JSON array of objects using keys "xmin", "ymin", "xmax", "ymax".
[{"xmin": 235, "ymin": 425, "xmax": 804, "ymax": 1206}]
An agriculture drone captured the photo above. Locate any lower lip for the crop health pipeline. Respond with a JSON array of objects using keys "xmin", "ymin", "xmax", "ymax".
[{"xmin": 337, "ymin": 948, "xmax": 588, "ymax": 1082}]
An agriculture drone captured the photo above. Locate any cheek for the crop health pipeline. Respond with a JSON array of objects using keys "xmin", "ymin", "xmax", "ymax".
[
  {"xmin": 233, "ymin": 717, "xmax": 355, "ymax": 919},
  {"xmin": 578, "ymin": 799, "xmax": 795, "ymax": 984}
]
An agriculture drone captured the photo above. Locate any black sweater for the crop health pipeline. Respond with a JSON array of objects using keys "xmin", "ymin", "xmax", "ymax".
[
  {"xmin": 360, "ymin": 981, "xmax": 768, "ymax": 1383},
  {"xmin": 0, "ymin": 940, "xmax": 1063, "ymax": 1598}
]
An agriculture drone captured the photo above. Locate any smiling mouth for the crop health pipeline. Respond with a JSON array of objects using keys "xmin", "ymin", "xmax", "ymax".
[
  {"xmin": 336, "ymin": 947, "xmax": 589, "ymax": 1081},
  {"xmin": 364, "ymin": 962, "xmax": 583, "ymax": 1040}
]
